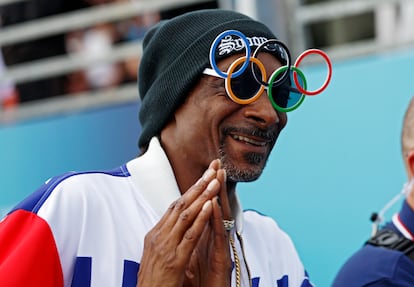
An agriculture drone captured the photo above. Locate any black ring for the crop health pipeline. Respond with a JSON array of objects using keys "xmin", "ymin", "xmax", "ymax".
[{"xmin": 251, "ymin": 39, "xmax": 291, "ymax": 88}]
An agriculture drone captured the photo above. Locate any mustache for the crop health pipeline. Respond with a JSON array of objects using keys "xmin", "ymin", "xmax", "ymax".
[{"xmin": 222, "ymin": 125, "xmax": 280, "ymax": 143}]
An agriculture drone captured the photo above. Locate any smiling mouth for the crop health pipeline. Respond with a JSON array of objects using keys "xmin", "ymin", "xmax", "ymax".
[{"xmin": 231, "ymin": 134, "xmax": 268, "ymax": 146}]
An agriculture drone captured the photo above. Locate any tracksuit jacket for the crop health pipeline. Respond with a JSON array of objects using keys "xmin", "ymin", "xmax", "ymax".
[{"xmin": 0, "ymin": 137, "xmax": 313, "ymax": 287}]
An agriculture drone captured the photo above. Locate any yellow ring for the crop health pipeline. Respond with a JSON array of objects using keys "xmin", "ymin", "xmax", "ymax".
[{"xmin": 225, "ymin": 57, "xmax": 266, "ymax": 105}]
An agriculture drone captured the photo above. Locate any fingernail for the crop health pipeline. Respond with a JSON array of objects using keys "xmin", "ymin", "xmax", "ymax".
[
  {"xmin": 202, "ymin": 168, "xmax": 216, "ymax": 181},
  {"xmin": 202, "ymin": 200, "xmax": 212, "ymax": 211},
  {"xmin": 195, "ymin": 178, "xmax": 203, "ymax": 186},
  {"xmin": 209, "ymin": 159, "xmax": 218, "ymax": 169},
  {"xmin": 206, "ymin": 178, "xmax": 219, "ymax": 192}
]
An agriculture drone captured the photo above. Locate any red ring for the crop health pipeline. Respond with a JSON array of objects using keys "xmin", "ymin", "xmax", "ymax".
[{"xmin": 293, "ymin": 49, "xmax": 332, "ymax": 96}]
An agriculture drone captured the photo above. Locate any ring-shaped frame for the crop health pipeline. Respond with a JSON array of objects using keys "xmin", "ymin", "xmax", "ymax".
[
  {"xmin": 209, "ymin": 30, "xmax": 251, "ymax": 79},
  {"xmin": 293, "ymin": 49, "xmax": 332, "ymax": 96},
  {"xmin": 268, "ymin": 66, "xmax": 307, "ymax": 112},
  {"xmin": 225, "ymin": 56, "xmax": 266, "ymax": 105},
  {"xmin": 251, "ymin": 39, "xmax": 292, "ymax": 88}
]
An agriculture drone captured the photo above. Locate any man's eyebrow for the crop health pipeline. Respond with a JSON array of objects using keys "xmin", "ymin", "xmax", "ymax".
[{"xmin": 203, "ymin": 74, "xmax": 225, "ymax": 88}]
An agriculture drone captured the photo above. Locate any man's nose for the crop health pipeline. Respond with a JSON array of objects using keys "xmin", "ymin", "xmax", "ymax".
[{"xmin": 242, "ymin": 90, "xmax": 281, "ymax": 127}]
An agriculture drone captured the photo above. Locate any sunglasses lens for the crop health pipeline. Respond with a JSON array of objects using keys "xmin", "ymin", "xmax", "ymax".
[
  {"xmin": 230, "ymin": 62, "xmax": 262, "ymax": 100},
  {"xmin": 252, "ymin": 40, "xmax": 291, "ymax": 87},
  {"xmin": 269, "ymin": 67, "xmax": 306, "ymax": 112}
]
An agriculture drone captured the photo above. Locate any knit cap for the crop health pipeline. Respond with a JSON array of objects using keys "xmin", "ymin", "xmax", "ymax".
[{"xmin": 138, "ymin": 9, "xmax": 277, "ymax": 148}]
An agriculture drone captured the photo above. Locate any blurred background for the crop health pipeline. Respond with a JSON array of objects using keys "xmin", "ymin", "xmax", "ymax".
[{"xmin": 1, "ymin": 0, "xmax": 414, "ymax": 286}]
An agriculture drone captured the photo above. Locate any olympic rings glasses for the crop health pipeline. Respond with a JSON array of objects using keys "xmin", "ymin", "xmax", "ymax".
[{"xmin": 202, "ymin": 30, "xmax": 333, "ymax": 112}]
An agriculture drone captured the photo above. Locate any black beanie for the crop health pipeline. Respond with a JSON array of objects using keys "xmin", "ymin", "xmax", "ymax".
[{"xmin": 138, "ymin": 9, "xmax": 277, "ymax": 148}]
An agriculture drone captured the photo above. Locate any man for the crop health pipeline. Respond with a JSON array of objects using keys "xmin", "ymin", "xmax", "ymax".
[
  {"xmin": 332, "ymin": 97, "xmax": 414, "ymax": 286},
  {"xmin": 0, "ymin": 9, "xmax": 313, "ymax": 286}
]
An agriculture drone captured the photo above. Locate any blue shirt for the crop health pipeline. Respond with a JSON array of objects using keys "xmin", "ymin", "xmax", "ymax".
[{"xmin": 332, "ymin": 201, "xmax": 414, "ymax": 287}]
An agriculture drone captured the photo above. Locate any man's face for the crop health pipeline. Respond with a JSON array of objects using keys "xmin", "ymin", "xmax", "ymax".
[{"xmin": 169, "ymin": 52, "xmax": 288, "ymax": 182}]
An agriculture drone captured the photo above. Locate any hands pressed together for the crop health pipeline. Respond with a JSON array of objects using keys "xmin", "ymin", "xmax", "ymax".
[{"xmin": 137, "ymin": 159, "xmax": 233, "ymax": 287}]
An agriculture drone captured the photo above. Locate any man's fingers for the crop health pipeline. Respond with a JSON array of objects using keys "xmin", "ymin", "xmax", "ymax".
[
  {"xmin": 150, "ymin": 159, "xmax": 222, "ymax": 253},
  {"xmin": 217, "ymin": 168, "xmax": 232, "ymax": 220},
  {"xmin": 211, "ymin": 196, "xmax": 227, "ymax": 236},
  {"xmin": 156, "ymin": 159, "xmax": 219, "ymax": 231},
  {"xmin": 170, "ymin": 178, "xmax": 220, "ymax": 238},
  {"xmin": 176, "ymin": 200, "xmax": 213, "ymax": 260}
]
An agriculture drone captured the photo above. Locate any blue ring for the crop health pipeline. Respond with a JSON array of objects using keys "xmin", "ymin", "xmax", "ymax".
[{"xmin": 209, "ymin": 30, "xmax": 251, "ymax": 78}]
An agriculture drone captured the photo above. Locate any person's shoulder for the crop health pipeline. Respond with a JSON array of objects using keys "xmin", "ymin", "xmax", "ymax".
[
  {"xmin": 242, "ymin": 209, "xmax": 280, "ymax": 230},
  {"xmin": 332, "ymin": 243, "xmax": 414, "ymax": 287},
  {"xmin": 242, "ymin": 209, "xmax": 294, "ymax": 247},
  {"xmin": 243, "ymin": 209, "xmax": 279, "ymax": 227},
  {"xmin": 55, "ymin": 165, "xmax": 131, "ymax": 191},
  {"xmin": 9, "ymin": 165, "xmax": 131, "ymax": 215}
]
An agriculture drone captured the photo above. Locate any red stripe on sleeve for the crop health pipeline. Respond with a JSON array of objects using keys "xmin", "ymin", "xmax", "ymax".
[{"xmin": 0, "ymin": 209, "xmax": 64, "ymax": 286}]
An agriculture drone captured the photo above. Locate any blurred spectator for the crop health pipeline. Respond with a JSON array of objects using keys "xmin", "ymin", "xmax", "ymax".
[
  {"xmin": 117, "ymin": 11, "xmax": 160, "ymax": 42},
  {"xmin": 116, "ymin": 11, "xmax": 160, "ymax": 84},
  {"xmin": 0, "ymin": 0, "xmax": 89, "ymax": 103},
  {"xmin": 65, "ymin": 6, "xmax": 160, "ymax": 95},
  {"xmin": 0, "ymin": 51, "xmax": 18, "ymax": 109},
  {"xmin": 65, "ymin": 23, "xmax": 124, "ymax": 93},
  {"xmin": 0, "ymin": 0, "xmax": 217, "ymax": 103}
]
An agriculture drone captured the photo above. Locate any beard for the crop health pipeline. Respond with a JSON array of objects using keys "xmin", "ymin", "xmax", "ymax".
[
  {"xmin": 219, "ymin": 148, "xmax": 266, "ymax": 182},
  {"xmin": 218, "ymin": 126, "xmax": 278, "ymax": 182}
]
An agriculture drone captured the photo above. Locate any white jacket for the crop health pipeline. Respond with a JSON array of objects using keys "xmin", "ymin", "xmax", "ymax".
[{"xmin": 0, "ymin": 137, "xmax": 312, "ymax": 287}]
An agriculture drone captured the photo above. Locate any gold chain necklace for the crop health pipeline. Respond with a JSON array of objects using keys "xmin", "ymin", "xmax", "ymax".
[
  {"xmin": 229, "ymin": 231, "xmax": 252, "ymax": 287},
  {"xmin": 229, "ymin": 235, "xmax": 241, "ymax": 287}
]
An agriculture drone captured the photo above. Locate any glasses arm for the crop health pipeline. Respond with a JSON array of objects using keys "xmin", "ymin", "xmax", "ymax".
[
  {"xmin": 202, "ymin": 68, "xmax": 224, "ymax": 79},
  {"xmin": 289, "ymin": 87, "xmax": 301, "ymax": 94}
]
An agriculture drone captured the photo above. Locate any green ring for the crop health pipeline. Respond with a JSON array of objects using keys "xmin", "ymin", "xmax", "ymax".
[{"xmin": 268, "ymin": 66, "xmax": 307, "ymax": 112}]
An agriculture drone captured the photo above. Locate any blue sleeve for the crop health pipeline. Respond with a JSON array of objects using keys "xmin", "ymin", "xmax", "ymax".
[
  {"xmin": 332, "ymin": 199, "xmax": 414, "ymax": 287},
  {"xmin": 332, "ymin": 244, "xmax": 414, "ymax": 287}
]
